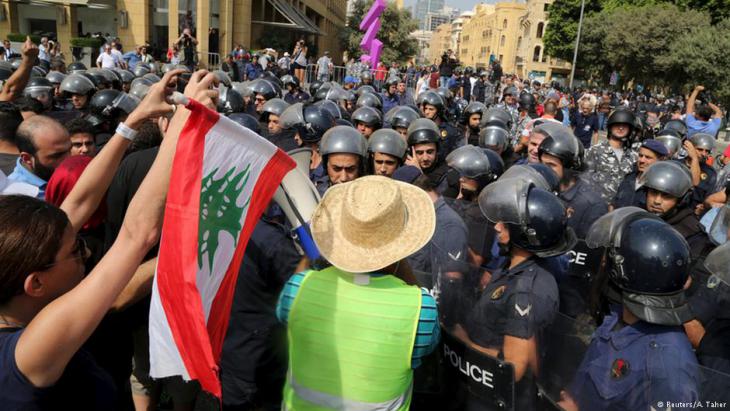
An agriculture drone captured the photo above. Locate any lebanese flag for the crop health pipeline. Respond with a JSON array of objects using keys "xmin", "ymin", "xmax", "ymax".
[{"xmin": 148, "ymin": 99, "xmax": 295, "ymax": 398}]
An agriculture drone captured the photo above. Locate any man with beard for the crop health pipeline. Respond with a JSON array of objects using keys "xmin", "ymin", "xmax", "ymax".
[
  {"xmin": 611, "ymin": 139, "xmax": 667, "ymax": 209},
  {"xmin": 368, "ymin": 129, "xmax": 406, "ymax": 178},
  {"xmin": 418, "ymin": 91, "xmax": 463, "ymax": 160},
  {"xmin": 394, "ymin": 118, "xmax": 450, "ymax": 192},
  {"xmin": 461, "ymin": 102, "xmax": 486, "ymax": 146},
  {"xmin": 9, "ymin": 115, "xmax": 71, "ymax": 198}
]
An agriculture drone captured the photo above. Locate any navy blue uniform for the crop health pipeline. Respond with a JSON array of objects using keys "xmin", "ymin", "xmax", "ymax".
[
  {"xmin": 463, "ymin": 258, "xmax": 559, "ymax": 410},
  {"xmin": 569, "ymin": 307, "xmax": 699, "ymax": 411},
  {"xmin": 560, "ymin": 178, "xmax": 609, "ymax": 239},
  {"xmin": 220, "ymin": 217, "xmax": 300, "ymax": 410},
  {"xmin": 283, "ymin": 90, "xmax": 310, "ymax": 104},
  {"xmin": 612, "ymin": 170, "xmax": 646, "ymax": 209},
  {"xmin": 437, "ymin": 121, "xmax": 464, "ymax": 162},
  {"xmin": 691, "ymin": 163, "xmax": 717, "ymax": 207},
  {"xmin": 381, "ymin": 91, "xmax": 399, "ymax": 115}
]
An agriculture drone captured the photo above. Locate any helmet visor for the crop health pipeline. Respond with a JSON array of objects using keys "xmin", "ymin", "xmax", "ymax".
[
  {"xmin": 704, "ymin": 241, "xmax": 730, "ymax": 285},
  {"xmin": 584, "ymin": 207, "xmax": 659, "ymax": 249},
  {"xmin": 279, "ymin": 103, "xmax": 305, "ymax": 130},
  {"xmin": 499, "ymin": 165, "xmax": 552, "ymax": 191},
  {"xmin": 478, "ymin": 178, "xmax": 531, "ymax": 225},
  {"xmin": 112, "ymin": 93, "xmax": 141, "ymax": 114}
]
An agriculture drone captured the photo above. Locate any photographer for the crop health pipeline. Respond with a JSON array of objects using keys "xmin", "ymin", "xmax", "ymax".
[
  {"xmin": 686, "ymin": 85, "xmax": 723, "ymax": 137},
  {"xmin": 176, "ymin": 28, "xmax": 198, "ymax": 71}
]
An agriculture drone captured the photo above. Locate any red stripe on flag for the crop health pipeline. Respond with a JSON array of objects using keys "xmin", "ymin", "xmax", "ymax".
[
  {"xmin": 156, "ymin": 100, "xmax": 221, "ymax": 395},
  {"xmin": 206, "ymin": 148, "xmax": 295, "ymax": 363}
]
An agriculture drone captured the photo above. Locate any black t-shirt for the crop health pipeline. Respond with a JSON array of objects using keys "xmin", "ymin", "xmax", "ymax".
[
  {"xmin": 0, "ymin": 152, "xmax": 18, "ymax": 175},
  {"xmin": 0, "ymin": 328, "xmax": 116, "ymax": 410}
]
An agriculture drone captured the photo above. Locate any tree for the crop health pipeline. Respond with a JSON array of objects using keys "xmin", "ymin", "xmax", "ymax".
[
  {"xmin": 542, "ymin": 0, "xmax": 603, "ymax": 62},
  {"xmin": 339, "ymin": 0, "xmax": 419, "ymax": 65},
  {"xmin": 578, "ymin": 4, "xmax": 710, "ymax": 86},
  {"xmin": 657, "ymin": 19, "xmax": 730, "ymax": 106}
]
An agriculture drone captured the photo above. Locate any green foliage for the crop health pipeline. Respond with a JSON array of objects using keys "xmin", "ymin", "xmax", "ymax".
[
  {"xmin": 656, "ymin": 19, "xmax": 730, "ymax": 106},
  {"xmin": 6, "ymin": 33, "xmax": 41, "ymax": 44},
  {"xmin": 70, "ymin": 37, "xmax": 105, "ymax": 48},
  {"xmin": 339, "ymin": 0, "xmax": 419, "ymax": 65},
  {"xmin": 543, "ymin": 0, "xmax": 602, "ymax": 62},
  {"xmin": 579, "ymin": 4, "xmax": 709, "ymax": 85}
]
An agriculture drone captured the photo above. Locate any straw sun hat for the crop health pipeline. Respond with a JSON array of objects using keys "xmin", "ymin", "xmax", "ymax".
[{"xmin": 311, "ymin": 175, "xmax": 436, "ymax": 273}]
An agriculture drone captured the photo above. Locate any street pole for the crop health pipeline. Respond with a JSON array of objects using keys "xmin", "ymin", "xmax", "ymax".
[{"xmin": 569, "ymin": 0, "xmax": 585, "ymax": 89}]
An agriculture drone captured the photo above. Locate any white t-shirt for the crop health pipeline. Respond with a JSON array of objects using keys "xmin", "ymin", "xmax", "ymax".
[
  {"xmin": 97, "ymin": 52, "xmax": 118, "ymax": 68},
  {"xmin": 38, "ymin": 44, "xmax": 50, "ymax": 62}
]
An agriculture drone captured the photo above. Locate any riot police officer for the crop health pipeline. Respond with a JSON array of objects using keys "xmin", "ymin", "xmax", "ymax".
[
  {"xmin": 250, "ymin": 78, "xmax": 281, "ymax": 115},
  {"xmin": 351, "ymin": 106, "xmax": 382, "ymax": 139},
  {"xmin": 279, "ymin": 102, "xmax": 335, "ymax": 183},
  {"xmin": 23, "ymin": 77, "xmax": 54, "ymax": 111},
  {"xmin": 495, "ymin": 86, "xmax": 519, "ymax": 138},
  {"xmin": 393, "ymin": 118, "xmax": 450, "ymax": 191},
  {"xmin": 216, "ymin": 86, "xmax": 245, "ymax": 115},
  {"xmin": 316, "ymin": 125, "xmax": 368, "ymax": 195},
  {"xmin": 367, "ymin": 129, "xmax": 407, "ymax": 178},
  {"xmin": 688, "ymin": 132, "xmax": 718, "ymax": 208},
  {"xmin": 418, "ymin": 90, "xmax": 463, "ymax": 160},
  {"xmin": 584, "ymin": 108, "xmax": 639, "ymax": 201},
  {"xmin": 537, "ymin": 122, "xmax": 607, "ymax": 239},
  {"xmin": 444, "ymin": 145, "xmax": 497, "ymax": 267},
  {"xmin": 451, "ymin": 178, "xmax": 576, "ymax": 410},
  {"xmin": 381, "ymin": 77, "xmax": 400, "ymax": 114},
  {"xmin": 640, "ymin": 160, "xmax": 714, "ymax": 269},
  {"xmin": 59, "ymin": 73, "xmax": 97, "ymax": 111},
  {"xmin": 45, "ymin": 71, "xmax": 66, "ymax": 101},
  {"xmin": 355, "ymin": 92, "xmax": 383, "ymax": 112},
  {"xmin": 611, "ymin": 139, "xmax": 668, "ymax": 209},
  {"xmin": 562, "ymin": 209, "xmax": 699, "ymax": 411},
  {"xmin": 281, "ymin": 74, "xmax": 310, "ymax": 104},
  {"xmin": 87, "ymin": 88, "xmax": 140, "ymax": 146},
  {"xmin": 260, "ymin": 98, "xmax": 294, "ymax": 150},
  {"xmin": 384, "ymin": 105, "xmax": 420, "ymax": 140},
  {"xmin": 461, "ymin": 101, "xmax": 487, "ymax": 146}
]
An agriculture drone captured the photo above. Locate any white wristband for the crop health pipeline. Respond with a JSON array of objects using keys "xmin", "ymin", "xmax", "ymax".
[{"xmin": 115, "ymin": 122, "xmax": 138, "ymax": 141}]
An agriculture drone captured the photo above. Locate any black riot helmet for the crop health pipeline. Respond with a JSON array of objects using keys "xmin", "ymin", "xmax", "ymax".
[
  {"xmin": 260, "ymin": 98, "xmax": 290, "ymax": 123},
  {"xmin": 67, "ymin": 61, "xmax": 87, "ymax": 73},
  {"xmin": 217, "ymin": 86, "xmax": 245, "ymax": 114},
  {"xmin": 84, "ymin": 69, "xmax": 114, "ymax": 89},
  {"xmin": 384, "ymin": 76, "xmax": 400, "ymax": 89},
  {"xmin": 281, "ymin": 74, "xmax": 300, "ymax": 89},
  {"xmin": 89, "ymin": 89, "xmax": 141, "ymax": 119},
  {"xmin": 703, "ymin": 242, "xmax": 730, "ymax": 286},
  {"xmin": 481, "ymin": 148, "xmax": 505, "ymax": 179},
  {"xmin": 655, "ymin": 129, "xmax": 683, "ymax": 158},
  {"xmin": 133, "ymin": 64, "xmax": 151, "ymax": 78},
  {"xmin": 461, "ymin": 101, "xmax": 487, "ymax": 126},
  {"xmin": 434, "ymin": 87, "xmax": 453, "ymax": 104},
  {"xmin": 385, "ymin": 106, "xmax": 420, "ymax": 130},
  {"xmin": 60, "ymin": 73, "xmax": 96, "ymax": 96},
  {"xmin": 315, "ymin": 99, "xmax": 346, "ymax": 120},
  {"xmin": 606, "ymin": 108, "xmax": 637, "ymax": 140},
  {"xmin": 536, "ymin": 122, "xmax": 584, "ymax": 171},
  {"xmin": 446, "ymin": 144, "xmax": 495, "ymax": 189},
  {"xmin": 663, "ymin": 119, "xmax": 688, "ymax": 139},
  {"xmin": 351, "ymin": 106, "xmax": 382, "ymax": 129},
  {"xmin": 213, "ymin": 70, "xmax": 232, "ymax": 87},
  {"xmin": 689, "ymin": 132, "xmax": 716, "ymax": 152},
  {"xmin": 480, "ymin": 107, "xmax": 513, "ymax": 130},
  {"xmin": 319, "ymin": 126, "xmax": 369, "ymax": 170},
  {"xmin": 23, "ymin": 77, "xmax": 54, "ymax": 108},
  {"xmin": 479, "ymin": 179, "xmax": 577, "ymax": 257},
  {"xmin": 518, "ymin": 92, "xmax": 536, "ymax": 111},
  {"xmin": 638, "ymin": 160, "xmax": 693, "ymax": 214},
  {"xmin": 113, "ymin": 69, "xmax": 135, "ymax": 85},
  {"xmin": 356, "ymin": 85, "xmax": 376, "ymax": 97},
  {"xmin": 417, "ymin": 90, "xmax": 445, "ymax": 114},
  {"xmin": 250, "ymin": 78, "xmax": 280, "ymax": 101},
  {"xmin": 356, "ymin": 92, "xmax": 383, "ymax": 110},
  {"xmin": 585, "ymin": 208, "xmax": 692, "ymax": 325},
  {"xmin": 228, "ymin": 113, "xmax": 261, "ymax": 134},
  {"xmin": 309, "ymin": 79, "xmax": 324, "ymax": 96},
  {"xmin": 368, "ymin": 129, "xmax": 407, "ymax": 160},
  {"xmin": 478, "ymin": 126, "xmax": 510, "ymax": 154},
  {"xmin": 45, "ymin": 71, "xmax": 67, "ymax": 86},
  {"xmin": 499, "ymin": 163, "xmax": 560, "ymax": 193},
  {"xmin": 260, "ymin": 71, "xmax": 283, "ymax": 88},
  {"xmin": 279, "ymin": 103, "xmax": 335, "ymax": 144},
  {"xmin": 407, "ymin": 118, "xmax": 441, "ymax": 147}
]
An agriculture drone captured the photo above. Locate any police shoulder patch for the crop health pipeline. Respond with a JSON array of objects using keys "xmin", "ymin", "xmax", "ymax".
[
  {"xmin": 708, "ymin": 275, "xmax": 721, "ymax": 289},
  {"xmin": 491, "ymin": 285, "xmax": 506, "ymax": 300},
  {"xmin": 441, "ymin": 129, "xmax": 448, "ymax": 139},
  {"xmin": 701, "ymin": 172, "xmax": 708, "ymax": 181},
  {"xmin": 611, "ymin": 358, "xmax": 630, "ymax": 379}
]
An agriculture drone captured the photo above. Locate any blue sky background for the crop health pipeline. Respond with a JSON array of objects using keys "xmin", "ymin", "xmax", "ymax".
[{"xmin": 402, "ymin": 0, "xmax": 493, "ymax": 14}]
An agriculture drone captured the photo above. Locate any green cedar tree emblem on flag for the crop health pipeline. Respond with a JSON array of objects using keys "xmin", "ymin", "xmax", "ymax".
[{"xmin": 198, "ymin": 165, "xmax": 251, "ymax": 270}]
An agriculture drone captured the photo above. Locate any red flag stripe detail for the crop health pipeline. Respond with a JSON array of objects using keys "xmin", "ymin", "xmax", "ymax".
[{"xmin": 156, "ymin": 100, "xmax": 220, "ymax": 396}]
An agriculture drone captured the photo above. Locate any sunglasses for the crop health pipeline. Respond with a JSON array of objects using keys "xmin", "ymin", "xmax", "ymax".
[{"xmin": 41, "ymin": 237, "xmax": 89, "ymax": 271}]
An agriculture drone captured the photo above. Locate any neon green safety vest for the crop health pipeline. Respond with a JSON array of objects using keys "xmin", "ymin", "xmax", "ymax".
[{"xmin": 283, "ymin": 266, "xmax": 422, "ymax": 411}]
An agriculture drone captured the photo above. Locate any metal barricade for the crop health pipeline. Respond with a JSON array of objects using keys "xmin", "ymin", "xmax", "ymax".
[
  {"xmin": 304, "ymin": 63, "xmax": 348, "ymax": 85},
  {"xmin": 205, "ymin": 52, "xmax": 221, "ymax": 70}
]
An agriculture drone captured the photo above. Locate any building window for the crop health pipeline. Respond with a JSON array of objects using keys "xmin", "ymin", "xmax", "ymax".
[
  {"xmin": 544, "ymin": 3, "xmax": 549, "ymax": 12},
  {"xmin": 499, "ymin": 54, "xmax": 503, "ymax": 62},
  {"xmin": 533, "ymin": 45, "xmax": 541, "ymax": 62},
  {"xmin": 542, "ymin": 52, "xmax": 547, "ymax": 63},
  {"xmin": 517, "ymin": 36, "xmax": 522, "ymax": 49},
  {"xmin": 500, "ymin": 35, "xmax": 505, "ymax": 47},
  {"xmin": 502, "ymin": 19, "xmax": 507, "ymax": 29},
  {"xmin": 536, "ymin": 22, "xmax": 544, "ymax": 38}
]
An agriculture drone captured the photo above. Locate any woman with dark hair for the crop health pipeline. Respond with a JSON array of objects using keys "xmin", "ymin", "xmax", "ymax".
[
  {"xmin": 291, "ymin": 39, "xmax": 308, "ymax": 85},
  {"xmin": 0, "ymin": 68, "xmax": 216, "ymax": 409}
]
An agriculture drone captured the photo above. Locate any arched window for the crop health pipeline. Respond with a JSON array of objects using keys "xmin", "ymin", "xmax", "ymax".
[
  {"xmin": 502, "ymin": 19, "xmax": 508, "ymax": 29},
  {"xmin": 536, "ymin": 22, "xmax": 544, "ymax": 38},
  {"xmin": 500, "ymin": 35, "xmax": 506, "ymax": 47},
  {"xmin": 533, "ymin": 45, "xmax": 541, "ymax": 62}
]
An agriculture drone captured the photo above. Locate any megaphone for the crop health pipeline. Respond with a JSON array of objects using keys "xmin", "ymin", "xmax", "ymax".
[{"xmin": 273, "ymin": 148, "xmax": 321, "ymax": 260}]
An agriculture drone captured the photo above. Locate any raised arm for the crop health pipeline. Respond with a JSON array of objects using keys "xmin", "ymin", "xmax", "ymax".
[
  {"xmin": 0, "ymin": 37, "xmax": 38, "ymax": 102},
  {"xmin": 686, "ymin": 85, "xmax": 702, "ymax": 117},
  {"xmin": 15, "ymin": 70, "xmax": 220, "ymax": 388}
]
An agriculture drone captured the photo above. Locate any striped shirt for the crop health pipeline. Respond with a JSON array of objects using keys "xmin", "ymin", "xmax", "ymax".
[{"xmin": 277, "ymin": 271, "xmax": 440, "ymax": 368}]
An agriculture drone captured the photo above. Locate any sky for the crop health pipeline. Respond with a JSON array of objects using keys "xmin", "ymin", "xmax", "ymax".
[{"xmin": 402, "ymin": 0, "xmax": 493, "ymax": 14}]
